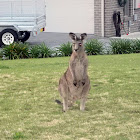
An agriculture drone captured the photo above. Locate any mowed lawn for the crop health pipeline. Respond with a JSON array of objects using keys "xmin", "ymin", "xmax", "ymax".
[{"xmin": 0, "ymin": 54, "xmax": 140, "ymax": 140}]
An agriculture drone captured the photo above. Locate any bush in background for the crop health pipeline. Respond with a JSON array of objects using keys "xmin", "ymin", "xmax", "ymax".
[
  {"xmin": 2, "ymin": 42, "xmax": 29, "ymax": 59},
  {"xmin": 0, "ymin": 49, "xmax": 3, "ymax": 59},
  {"xmin": 85, "ymin": 39, "xmax": 103, "ymax": 55},
  {"xmin": 29, "ymin": 43, "xmax": 52, "ymax": 58},
  {"xmin": 39, "ymin": 43, "xmax": 53, "ymax": 58},
  {"xmin": 57, "ymin": 42, "xmax": 72, "ymax": 56},
  {"xmin": 1, "ymin": 38, "xmax": 140, "ymax": 61},
  {"xmin": 131, "ymin": 39, "xmax": 140, "ymax": 53},
  {"xmin": 29, "ymin": 45, "xmax": 41, "ymax": 58},
  {"xmin": 110, "ymin": 39, "xmax": 132, "ymax": 54}
]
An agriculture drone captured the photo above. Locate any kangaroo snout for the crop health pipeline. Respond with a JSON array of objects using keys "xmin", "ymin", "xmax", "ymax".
[{"xmin": 74, "ymin": 49, "xmax": 78, "ymax": 52}]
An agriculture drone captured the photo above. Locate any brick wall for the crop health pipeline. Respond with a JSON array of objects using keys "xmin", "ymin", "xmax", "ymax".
[
  {"xmin": 94, "ymin": 0, "xmax": 102, "ymax": 36},
  {"xmin": 104, "ymin": 0, "xmax": 140, "ymax": 37}
]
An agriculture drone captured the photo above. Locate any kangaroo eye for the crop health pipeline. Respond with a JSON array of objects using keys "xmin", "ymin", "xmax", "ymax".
[{"xmin": 79, "ymin": 43, "xmax": 82, "ymax": 46}]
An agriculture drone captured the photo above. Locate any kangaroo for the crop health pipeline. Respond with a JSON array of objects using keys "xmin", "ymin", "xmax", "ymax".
[{"xmin": 57, "ymin": 32, "xmax": 90, "ymax": 112}]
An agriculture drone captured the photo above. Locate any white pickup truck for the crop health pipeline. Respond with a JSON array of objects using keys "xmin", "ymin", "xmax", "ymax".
[{"xmin": 0, "ymin": 0, "xmax": 46, "ymax": 46}]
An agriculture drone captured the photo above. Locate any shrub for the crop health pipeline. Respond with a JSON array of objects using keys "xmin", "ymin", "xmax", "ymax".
[
  {"xmin": 29, "ymin": 43, "xmax": 52, "ymax": 58},
  {"xmin": 110, "ymin": 39, "xmax": 132, "ymax": 54},
  {"xmin": 29, "ymin": 45, "xmax": 40, "ymax": 58},
  {"xmin": 85, "ymin": 39, "xmax": 103, "ymax": 55},
  {"xmin": 58, "ymin": 42, "xmax": 72, "ymax": 56},
  {"xmin": 0, "ymin": 49, "xmax": 3, "ymax": 59},
  {"xmin": 39, "ymin": 43, "xmax": 52, "ymax": 58},
  {"xmin": 2, "ymin": 42, "xmax": 29, "ymax": 59},
  {"xmin": 131, "ymin": 39, "xmax": 140, "ymax": 53}
]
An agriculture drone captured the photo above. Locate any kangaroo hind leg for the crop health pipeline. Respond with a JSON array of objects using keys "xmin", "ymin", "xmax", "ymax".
[
  {"xmin": 80, "ymin": 97, "xmax": 87, "ymax": 111},
  {"xmin": 80, "ymin": 80, "xmax": 90, "ymax": 111},
  {"xmin": 59, "ymin": 77, "xmax": 69, "ymax": 112}
]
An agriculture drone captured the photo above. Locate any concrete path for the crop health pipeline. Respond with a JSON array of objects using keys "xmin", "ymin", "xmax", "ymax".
[
  {"xmin": 27, "ymin": 32, "xmax": 108, "ymax": 47},
  {"xmin": 27, "ymin": 32, "xmax": 111, "ymax": 53},
  {"xmin": 111, "ymin": 32, "xmax": 140, "ymax": 39},
  {"xmin": 121, "ymin": 32, "xmax": 140, "ymax": 39},
  {"xmin": 27, "ymin": 32, "xmax": 140, "ymax": 49}
]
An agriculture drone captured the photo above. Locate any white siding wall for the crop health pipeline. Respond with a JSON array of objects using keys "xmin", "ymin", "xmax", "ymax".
[{"xmin": 45, "ymin": 0, "xmax": 94, "ymax": 34}]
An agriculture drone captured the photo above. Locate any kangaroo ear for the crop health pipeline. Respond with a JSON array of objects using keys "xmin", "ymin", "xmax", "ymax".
[
  {"xmin": 80, "ymin": 33, "xmax": 87, "ymax": 40},
  {"xmin": 69, "ymin": 32, "xmax": 77, "ymax": 40}
]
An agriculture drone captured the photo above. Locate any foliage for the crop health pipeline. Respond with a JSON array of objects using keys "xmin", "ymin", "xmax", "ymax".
[
  {"xmin": 29, "ymin": 45, "xmax": 41, "ymax": 58},
  {"xmin": 1, "ymin": 42, "xmax": 52, "ymax": 59},
  {"xmin": 2, "ymin": 42, "xmax": 29, "ymax": 59},
  {"xmin": 85, "ymin": 39, "xmax": 103, "ymax": 55},
  {"xmin": 110, "ymin": 39, "xmax": 140, "ymax": 54},
  {"xmin": 39, "ymin": 43, "xmax": 53, "ymax": 58},
  {"xmin": 110, "ymin": 39, "xmax": 132, "ymax": 54},
  {"xmin": 131, "ymin": 39, "xmax": 140, "ymax": 53},
  {"xmin": 29, "ymin": 43, "xmax": 52, "ymax": 58},
  {"xmin": 57, "ymin": 42, "xmax": 72, "ymax": 56},
  {"xmin": 0, "ymin": 49, "xmax": 3, "ymax": 58},
  {"xmin": 1, "ymin": 39, "xmax": 140, "ymax": 60}
]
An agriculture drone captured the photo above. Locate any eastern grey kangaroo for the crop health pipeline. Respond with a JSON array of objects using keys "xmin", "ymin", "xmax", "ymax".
[{"xmin": 57, "ymin": 32, "xmax": 90, "ymax": 112}]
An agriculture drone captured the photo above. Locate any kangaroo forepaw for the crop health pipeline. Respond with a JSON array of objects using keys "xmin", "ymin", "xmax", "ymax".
[
  {"xmin": 73, "ymin": 80, "xmax": 77, "ymax": 86},
  {"xmin": 82, "ymin": 81, "xmax": 85, "ymax": 86},
  {"xmin": 82, "ymin": 79, "xmax": 86, "ymax": 86}
]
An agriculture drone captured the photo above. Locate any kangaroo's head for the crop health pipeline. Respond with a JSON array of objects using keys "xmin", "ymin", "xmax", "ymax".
[{"xmin": 69, "ymin": 32, "xmax": 87, "ymax": 53}]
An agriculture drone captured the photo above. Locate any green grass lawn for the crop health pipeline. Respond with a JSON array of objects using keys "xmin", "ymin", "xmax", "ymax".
[{"xmin": 0, "ymin": 54, "xmax": 140, "ymax": 140}]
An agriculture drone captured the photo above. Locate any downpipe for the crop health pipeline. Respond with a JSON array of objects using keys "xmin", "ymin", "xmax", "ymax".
[{"xmin": 128, "ymin": 20, "xmax": 131, "ymax": 34}]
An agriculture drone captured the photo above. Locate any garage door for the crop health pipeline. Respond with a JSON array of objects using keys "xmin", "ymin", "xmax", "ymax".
[{"xmin": 45, "ymin": 0, "xmax": 94, "ymax": 34}]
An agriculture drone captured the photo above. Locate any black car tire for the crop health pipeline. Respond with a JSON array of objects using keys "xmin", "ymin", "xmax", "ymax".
[
  {"xmin": 0, "ymin": 29, "xmax": 18, "ymax": 46},
  {"xmin": 18, "ymin": 31, "xmax": 30, "ymax": 42}
]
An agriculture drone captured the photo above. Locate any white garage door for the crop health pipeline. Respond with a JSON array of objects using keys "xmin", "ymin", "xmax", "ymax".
[{"xmin": 46, "ymin": 0, "xmax": 94, "ymax": 34}]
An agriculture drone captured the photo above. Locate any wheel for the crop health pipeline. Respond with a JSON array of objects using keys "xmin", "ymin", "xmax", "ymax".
[
  {"xmin": 0, "ymin": 29, "xmax": 18, "ymax": 46},
  {"xmin": 18, "ymin": 31, "xmax": 30, "ymax": 42},
  {"xmin": 0, "ymin": 40, "xmax": 2, "ymax": 47}
]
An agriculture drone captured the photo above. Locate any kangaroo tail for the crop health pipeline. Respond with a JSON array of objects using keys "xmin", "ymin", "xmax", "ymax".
[{"xmin": 55, "ymin": 100, "xmax": 63, "ymax": 105}]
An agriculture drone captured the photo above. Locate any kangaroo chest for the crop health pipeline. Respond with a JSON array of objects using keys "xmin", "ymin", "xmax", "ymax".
[{"xmin": 74, "ymin": 58, "xmax": 85, "ymax": 80}]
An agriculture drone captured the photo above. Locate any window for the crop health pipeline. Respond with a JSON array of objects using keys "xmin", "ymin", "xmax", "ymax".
[
  {"xmin": 124, "ymin": 0, "xmax": 130, "ymax": 16},
  {"xmin": 134, "ymin": 0, "xmax": 140, "ymax": 9}
]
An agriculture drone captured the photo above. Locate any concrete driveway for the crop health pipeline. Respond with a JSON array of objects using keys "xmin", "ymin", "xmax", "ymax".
[
  {"xmin": 121, "ymin": 32, "xmax": 140, "ymax": 39},
  {"xmin": 27, "ymin": 32, "xmax": 107, "ymax": 48},
  {"xmin": 27, "ymin": 32, "xmax": 140, "ymax": 47},
  {"xmin": 111, "ymin": 32, "xmax": 140, "ymax": 39}
]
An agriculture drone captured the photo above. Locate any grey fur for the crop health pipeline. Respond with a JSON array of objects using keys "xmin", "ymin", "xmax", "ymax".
[{"xmin": 58, "ymin": 32, "xmax": 90, "ymax": 112}]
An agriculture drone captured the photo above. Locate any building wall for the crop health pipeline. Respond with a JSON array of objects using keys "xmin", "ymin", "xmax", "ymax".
[
  {"xmin": 94, "ymin": 0, "xmax": 102, "ymax": 36},
  {"xmin": 104, "ymin": 0, "xmax": 140, "ymax": 37},
  {"xmin": 130, "ymin": 9, "xmax": 140, "ymax": 32}
]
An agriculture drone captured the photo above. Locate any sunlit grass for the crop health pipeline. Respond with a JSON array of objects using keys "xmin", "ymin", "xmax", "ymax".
[{"xmin": 0, "ymin": 54, "xmax": 140, "ymax": 139}]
